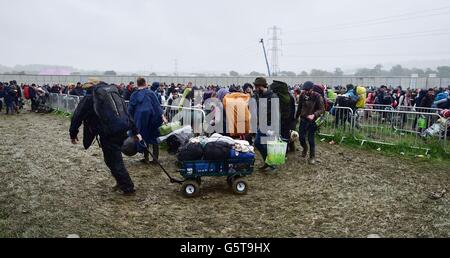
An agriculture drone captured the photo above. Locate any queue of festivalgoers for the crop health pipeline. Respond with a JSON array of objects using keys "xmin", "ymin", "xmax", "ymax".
[{"xmin": 2, "ymin": 77, "xmax": 449, "ymax": 196}]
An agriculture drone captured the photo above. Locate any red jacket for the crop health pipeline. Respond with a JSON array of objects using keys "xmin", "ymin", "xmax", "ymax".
[{"xmin": 23, "ymin": 85, "xmax": 30, "ymax": 99}]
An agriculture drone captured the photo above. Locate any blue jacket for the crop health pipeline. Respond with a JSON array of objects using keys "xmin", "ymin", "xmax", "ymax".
[
  {"xmin": 128, "ymin": 88, "xmax": 164, "ymax": 146},
  {"xmin": 4, "ymin": 86, "xmax": 16, "ymax": 104},
  {"xmin": 344, "ymin": 89, "xmax": 360, "ymax": 102}
]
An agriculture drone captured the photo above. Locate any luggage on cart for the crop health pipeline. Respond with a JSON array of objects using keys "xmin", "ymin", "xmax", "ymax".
[
  {"xmin": 154, "ymin": 132, "xmax": 256, "ymax": 198},
  {"xmin": 167, "ymin": 133, "xmax": 190, "ymax": 154},
  {"xmin": 203, "ymin": 141, "xmax": 232, "ymax": 161},
  {"xmin": 159, "ymin": 126, "xmax": 193, "ymax": 154},
  {"xmin": 177, "ymin": 142, "xmax": 204, "ymax": 161}
]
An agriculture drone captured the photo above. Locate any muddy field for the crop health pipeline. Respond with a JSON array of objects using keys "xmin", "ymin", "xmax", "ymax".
[{"xmin": 0, "ymin": 112, "xmax": 449, "ymax": 238}]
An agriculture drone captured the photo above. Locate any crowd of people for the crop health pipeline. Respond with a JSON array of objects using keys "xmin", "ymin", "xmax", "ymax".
[
  {"xmin": 0, "ymin": 80, "xmax": 51, "ymax": 114},
  {"xmin": 3, "ymin": 77, "xmax": 450, "ymax": 196}
]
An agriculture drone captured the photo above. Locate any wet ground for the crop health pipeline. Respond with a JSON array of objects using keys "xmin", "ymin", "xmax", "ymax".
[{"xmin": 0, "ymin": 112, "xmax": 449, "ymax": 238}]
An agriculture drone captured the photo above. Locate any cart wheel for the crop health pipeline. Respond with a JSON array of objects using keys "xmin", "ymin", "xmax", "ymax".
[
  {"xmin": 232, "ymin": 178, "xmax": 248, "ymax": 195},
  {"xmin": 181, "ymin": 180, "xmax": 200, "ymax": 198}
]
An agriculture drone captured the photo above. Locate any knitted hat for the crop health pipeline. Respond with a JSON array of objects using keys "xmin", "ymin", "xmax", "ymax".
[
  {"xmin": 254, "ymin": 77, "xmax": 268, "ymax": 87},
  {"xmin": 302, "ymin": 81, "xmax": 314, "ymax": 91}
]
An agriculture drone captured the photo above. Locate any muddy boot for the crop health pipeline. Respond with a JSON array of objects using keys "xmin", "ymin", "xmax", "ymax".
[
  {"xmin": 308, "ymin": 158, "xmax": 316, "ymax": 165},
  {"xmin": 122, "ymin": 189, "xmax": 136, "ymax": 197},
  {"xmin": 140, "ymin": 151, "xmax": 150, "ymax": 164}
]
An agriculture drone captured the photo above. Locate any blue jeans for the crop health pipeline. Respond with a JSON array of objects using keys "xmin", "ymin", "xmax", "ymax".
[{"xmin": 299, "ymin": 118, "xmax": 316, "ymax": 158}]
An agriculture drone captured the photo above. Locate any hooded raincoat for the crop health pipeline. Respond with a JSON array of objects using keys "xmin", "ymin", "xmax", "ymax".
[{"xmin": 128, "ymin": 88, "xmax": 164, "ymax": 146}]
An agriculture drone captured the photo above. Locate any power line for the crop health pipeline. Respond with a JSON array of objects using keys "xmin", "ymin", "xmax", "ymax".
[
  {"xmin": 285, "ymin": 6, "xmax": 450, "ymax": 33},
  {"xmin": 285, "ymin": 28, "xmax": 450, "ymax": 46},
  {"xmin": 283, "ymin": 51, "xmax": 450, "ymax": 58}
]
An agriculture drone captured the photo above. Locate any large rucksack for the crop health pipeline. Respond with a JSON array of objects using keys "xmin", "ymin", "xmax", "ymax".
[
  {"xmin": 93, "ymin": 83, "xmax": 133, "ymax": 137},
  {"xmin": 312, "ymin": 84, "xmax": 326, "ymax": 99}
]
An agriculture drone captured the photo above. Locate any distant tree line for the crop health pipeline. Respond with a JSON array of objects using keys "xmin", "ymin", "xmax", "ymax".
[
  {"xmin": 353, "ymin": 64, "xmax": 450, "ymax": 77},
  {"xmin": 225, "ymin": 65, "xmax": 450, "ymax": 77}
]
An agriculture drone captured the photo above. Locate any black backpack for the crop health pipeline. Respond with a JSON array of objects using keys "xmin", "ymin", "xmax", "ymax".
[
  {"xmin": 336, "ymin": 96, "xmax": 356, "ymax": 108},
  {"xmin": 93, "ymin": 83, "xmax": 133, "ymax": 137}
]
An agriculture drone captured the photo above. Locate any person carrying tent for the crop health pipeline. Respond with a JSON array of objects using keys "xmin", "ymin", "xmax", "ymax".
[
  {"xmin": 128, "ymin": 78, "xmax": 168, "ymax": 164},
  {"xmin": 270, "ymin": 80, "xmax": 296, "ymax": 152}
]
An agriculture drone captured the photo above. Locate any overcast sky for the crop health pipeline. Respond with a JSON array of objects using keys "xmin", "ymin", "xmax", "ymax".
[{"xmin": 1, "ymin": 0, "xmax": 450, "ymax": 74}]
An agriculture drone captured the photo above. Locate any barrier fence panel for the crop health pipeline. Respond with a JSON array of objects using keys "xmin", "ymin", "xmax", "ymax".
[
  {"xmin": 48, "ymin": 93, "xmax": 81, "ymax": 113},
  {"xmin": 354, "ymin": 108, "xmax": 448, "ymax": 152},
  {"xmin": 161, "ymin": 105, "xmax": 207, "ymax": 135},
  {"xmin": 318, "ymin": 104, "xmax": 449, "ymax": 152},
  {"xmin": 318, "ymin": 107, "xmax": 355, "ymax": 140}
]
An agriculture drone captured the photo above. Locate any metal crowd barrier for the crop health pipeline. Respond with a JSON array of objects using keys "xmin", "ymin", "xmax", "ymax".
[
  {"xmin": 162, "ymin": 105, "xmax": 207, "ymax": 135},
  {"xmin": 48, "ymin": 93, "xmax": 82, "ymax": 113},
  {"xmin": 355, "ymin": 109, "xmax": 447, "ymax": 150},
  {"xmin": 320, "ymin": 105, "xmax": 449, "ymax": 153},
  {"xmin": 318, "ymin": 107, "xmax": 355, "ymax": 141}
]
